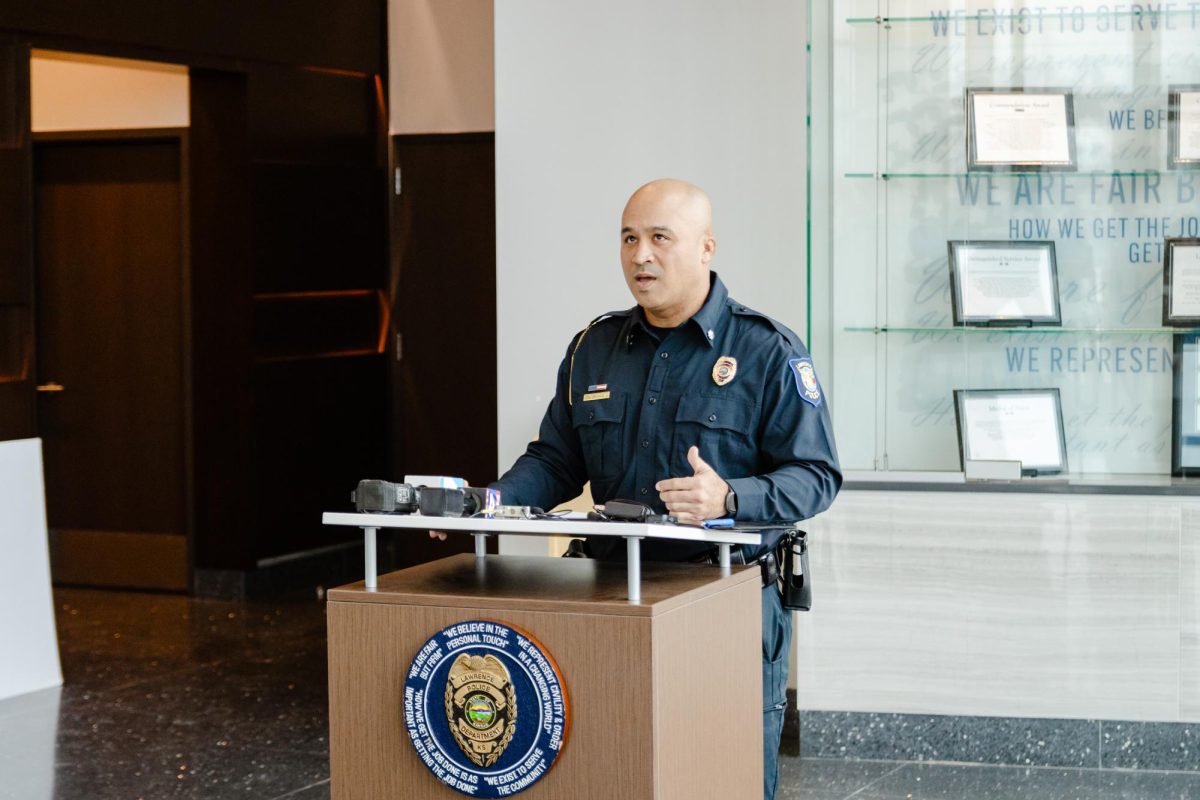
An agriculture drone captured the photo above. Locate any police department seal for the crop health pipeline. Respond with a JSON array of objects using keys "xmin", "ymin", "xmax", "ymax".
[
  {"xmin": 445, "ymin": 653, "xmax": 515, "ymax": 767},
  {"xmin": 403, "ymin": 620, "xmax": 570, "ymax": 797}
]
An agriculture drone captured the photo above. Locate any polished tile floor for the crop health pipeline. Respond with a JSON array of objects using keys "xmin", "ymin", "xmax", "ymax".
[{"xmin": 3, "ymin": 588, "xmax": 1200, "ymax": 799}]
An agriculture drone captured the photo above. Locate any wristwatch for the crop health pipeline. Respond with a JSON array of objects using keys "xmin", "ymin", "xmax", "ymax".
[{"xmin": 723, "ymin": 486, "xmax": 738, "ymax": 517}]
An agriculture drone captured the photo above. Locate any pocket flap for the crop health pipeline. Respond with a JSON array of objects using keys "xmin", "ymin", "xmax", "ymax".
[
  {"xmin": 674, "ymin": 394, "xmax": 752, "ymax": 432},
  {"xmin": 572, "ymin": 394, "xmax": 626, "ymax": 426}
]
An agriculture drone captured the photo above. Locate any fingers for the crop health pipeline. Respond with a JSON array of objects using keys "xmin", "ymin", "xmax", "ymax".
[
  {"xmin": 658, "ymin": 485, "xmax": 708, "ymax": 521},
  {"xmin": 658, "ymin": 448, "xmax": 726, "ymax": 521},
  {"xmin": 687, "ymin": 446, "xmax": 712, "ymax": 475},
  {"xmin": 655, "ymin": 476, "xmax": 697, "ymax": 493},
  {"xmin": 428, "ymin": 530, "xmax": 448, "ymax": 540}
]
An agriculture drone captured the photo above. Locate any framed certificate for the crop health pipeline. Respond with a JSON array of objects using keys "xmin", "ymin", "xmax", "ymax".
[
  {"xmin": 1173, "ymin": 334, "xmax": 1200, "ymax": 476},
  {"xmin": 966, "ymin": 88, "xmax": 1077, "ymax": 171},
  {"xmin": 953, "ymin": 388, "xmax": 1068, "ymax": 476},
  {"xmin": 1162, "ymin": 238, "xmax": 1200, "ymax": 326},
  {"xmin": 1168, "ymin": 85, "xmax": 1200, "ymax": 169},
  {"xmin": 947, "ymin": 240, "xmax": 1061, "ymax": 326}
]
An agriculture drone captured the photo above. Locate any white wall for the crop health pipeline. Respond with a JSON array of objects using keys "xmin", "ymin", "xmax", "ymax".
[
  {"xmin": 30, "ymin": 50, "xmax": 188, "ymax": 132},
  {"xmin": 0, "ymin": 439, "xmax": 62, "ymax": 700},
  {"xmin": 388, "ymin": 0, "xmax": 494, "ymax": 134},
  {"xmin": 495, "ymin": 0, "xmax": 809, "ymax": 493},
  {"xmin": 801, "ymin": 490, "xmax": 1200, "ymax": 723}
]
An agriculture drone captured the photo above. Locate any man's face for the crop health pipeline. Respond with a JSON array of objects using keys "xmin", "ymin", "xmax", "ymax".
[{"xmin": 620, "ymin": 184, "xmax": 715, "ymax": 327}]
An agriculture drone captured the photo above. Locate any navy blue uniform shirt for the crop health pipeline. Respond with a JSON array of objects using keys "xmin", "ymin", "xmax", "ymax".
[{"xmin": 494, "ymin": 272, "xmax": 842, "ymax": 561}]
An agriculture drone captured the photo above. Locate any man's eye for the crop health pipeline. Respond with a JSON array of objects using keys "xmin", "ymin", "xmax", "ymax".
[
  {"xmin": 654, "ymin": 233, "xmax": 667, "ymax": 241},
  {"xmin": 624, "ymin": 235, "xmax": 636, "ymax": 244}
]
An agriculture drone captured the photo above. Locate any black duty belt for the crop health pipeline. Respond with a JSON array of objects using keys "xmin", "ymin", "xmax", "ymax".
[{"xmin": 711, "ymin": 547, "xmax": 779, "ymax": 588}]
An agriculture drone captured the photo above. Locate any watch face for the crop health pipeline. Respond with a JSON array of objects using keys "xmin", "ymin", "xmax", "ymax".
[{"xmin": 724, "ymin": 491, "xmax": 737, "ymax": 516}]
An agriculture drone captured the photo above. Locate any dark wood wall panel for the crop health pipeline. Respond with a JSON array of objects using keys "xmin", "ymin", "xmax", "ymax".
[
  {"xmin": 189, "ymin": 69, "xmax": 255, "ymax": 571},
  {"xmin": 0, "ymin": 38, "xmax": 34, "ymax": 440},
  {"xmin": 251, "ymin": 162, "xmax": 385, "ymax": 292},
  {"xmin": 0, "ymin": 303, "xmax": 35, "ymax": 438},
  {"xmin": 0, "ymin": 0, "xmax": 382, "ymax": 74},
  {"xmin": 246, "ymin": 62, "xmax": 387, "ymax": 563},
  {"xmin": 0, "ymin": 5, "xmax": 389, "ymax": 587},
  {"xmin": 253, "ymin": 356, "xmax": 387, "ymax": 558},
  {"xmin": 389, "ymin": 133, "xmax": 497, "ymax": 568},
  {"xmin": 0, "ymin": 150, "xmax": 31, "ymax": 302},
  {"xmin": 0, "ymin": 38, "xmax": 29, "ymax": 146},
  {"xmin": 248, "ymin": 66, "xmax": 381, "ymax": 165},
  {"xmin": 254, "ymin": 291, "xmax": 384, "ymax": 362}
]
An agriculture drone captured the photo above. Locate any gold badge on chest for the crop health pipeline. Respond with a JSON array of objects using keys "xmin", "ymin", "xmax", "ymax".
[{"xmin": 712, "ymin": 355, "xmax": 737, "ymax": 386}]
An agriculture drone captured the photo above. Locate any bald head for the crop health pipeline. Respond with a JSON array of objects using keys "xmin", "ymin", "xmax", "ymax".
[
  {"xmin": 624, "ymin": 179, "xmax": 713, "ymax": 236},
  {"xmin": 619, "ymin": 179, "xmax": 717, "ymax": 327}
]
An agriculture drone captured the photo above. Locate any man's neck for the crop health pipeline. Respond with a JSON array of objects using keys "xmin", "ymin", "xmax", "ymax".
[{"xmin": 643, "ymin": 287, "xmax": 709, "ymax": 328}]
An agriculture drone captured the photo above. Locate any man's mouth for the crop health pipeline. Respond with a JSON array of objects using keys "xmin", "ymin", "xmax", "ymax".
[{"xmin": 634, "ymin": 273, "xmax": 656, "ymax": 288}]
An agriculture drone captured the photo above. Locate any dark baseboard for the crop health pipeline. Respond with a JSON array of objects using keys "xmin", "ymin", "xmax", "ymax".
[
  {"xmin": 797, "ymin": 709, "xmax": 1200, "ymax": 772},
  {"xmin": 194, "ymin": 539, "xmax": 404, "ymax": 600}
]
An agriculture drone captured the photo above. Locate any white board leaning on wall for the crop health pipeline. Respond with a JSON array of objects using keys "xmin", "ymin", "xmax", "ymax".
[{"xmin": 0, "ymin": 438, "xmax": 62, "ymax": 700}]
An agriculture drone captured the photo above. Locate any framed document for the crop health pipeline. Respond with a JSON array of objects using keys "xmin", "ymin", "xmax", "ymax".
[
  {"xmin": 966, "ymin": 88, "xmax": 1077, "ymax": 171},
  {"xmin": 1162, "ymin": 238, "xmax": 1200, "ymax": 326},
  {"xmin": 1168, "ymin": 85, "xmax": 1200, "ymax": 169},
  {"xmin": 1173, "ymin": 334, "xmax": 1200, "ymax": 476},
  {"xmin": 953, "ymin": 388, "xmax": 1068, "ymax": 476},
  {"xmin": 948, "ymin": 240, "xmax": 1061, "ymax": 326}
]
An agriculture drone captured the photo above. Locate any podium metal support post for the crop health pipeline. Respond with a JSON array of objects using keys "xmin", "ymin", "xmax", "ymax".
[
  {"xmin": 363, "ymin": 527, "xmax": 378, "ymax": 590},
  {"xmin": 626, "ymin": 536, "xmax": 643, "ymax": 603}
]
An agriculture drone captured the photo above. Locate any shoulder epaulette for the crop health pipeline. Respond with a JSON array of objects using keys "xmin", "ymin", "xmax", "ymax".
[{"xmin": 729, "ymin": 301, "xmax": 805, "ymax": 350}]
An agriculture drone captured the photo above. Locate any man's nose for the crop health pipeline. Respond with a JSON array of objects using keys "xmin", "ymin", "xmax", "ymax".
[{"xmin": 634, "ymin": 240, "xmax": 654, "ymax": 264}]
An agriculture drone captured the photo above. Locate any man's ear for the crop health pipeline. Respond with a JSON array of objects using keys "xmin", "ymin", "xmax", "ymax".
[{"xmin": 701, "ymin": 235, "xmax": 717, "ymax": 264}]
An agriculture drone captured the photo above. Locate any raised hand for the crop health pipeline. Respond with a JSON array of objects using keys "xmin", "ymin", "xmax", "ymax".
[{"xmin": 655, "ymin": 446, "xmax": 730, "ymax": 524}]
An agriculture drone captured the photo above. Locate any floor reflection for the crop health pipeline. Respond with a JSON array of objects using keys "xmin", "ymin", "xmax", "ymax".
[{"xmin": 0, "ymin": 588, "xmax": 331, "ymax": 800}]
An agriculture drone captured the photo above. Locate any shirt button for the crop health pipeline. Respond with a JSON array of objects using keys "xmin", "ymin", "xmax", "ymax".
[
  {"xmin": 641, "ymin": 440, "xmax": 649, "ymax": 448},
  {"xmin": 640, "ymin": 488, "xmax": 648, "ymax": 495},
  {"xmin": 648, "ymin": 397, "xmax": 657, "ymax": 405},
  {"xmin": 708, "ymin": 414, "xmax": 717, "ymax": 422},
  {"xmin": 660, "ymin": 352, "xmax": 669, "ymax": 359},
  {"xmin": 588, "ymin": 411, "xmax": 595, "ymax": 420},
  {"xmin": 707, "ymin": 329, "xmax": 715, "ymax": 340}
]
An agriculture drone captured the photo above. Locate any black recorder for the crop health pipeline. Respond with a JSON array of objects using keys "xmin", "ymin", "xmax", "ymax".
[
  {"xmin": 588, "ymin": 499, "xmax": 676, "ymax": 525},
  {"xmin": 351, "ymin": 479, "xmax": 490, "ymax": 518}
]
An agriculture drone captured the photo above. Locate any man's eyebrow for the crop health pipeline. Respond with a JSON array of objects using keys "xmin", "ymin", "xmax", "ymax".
[{"xmin": 620, "ymin": 225, "xmax": 674, "ymax": 235}]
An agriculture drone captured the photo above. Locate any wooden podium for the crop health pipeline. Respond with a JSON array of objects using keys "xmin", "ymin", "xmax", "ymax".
[{"xmin": 326, "ymin": 552, "xmax": 763, "ymax": 799}]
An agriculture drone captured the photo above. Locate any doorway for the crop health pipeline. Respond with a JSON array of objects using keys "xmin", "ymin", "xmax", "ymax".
[{"xmin": 34, "ymin": 132, "xmax": 190, "ymax": 591}]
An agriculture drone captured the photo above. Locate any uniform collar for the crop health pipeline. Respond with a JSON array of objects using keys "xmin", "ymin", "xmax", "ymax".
[
  {"xmin": 628, "ymin": 271, "xmax": 729, "ymax": 349},
  {"xmin": 687, "ymin": 271, "xmax": 729, "ymax": 348}
]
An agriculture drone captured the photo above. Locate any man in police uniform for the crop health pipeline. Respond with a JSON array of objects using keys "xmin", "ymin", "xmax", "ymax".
[{"xmin": 454, "ymin": 179, "xmax": 840, "ymax": 798}]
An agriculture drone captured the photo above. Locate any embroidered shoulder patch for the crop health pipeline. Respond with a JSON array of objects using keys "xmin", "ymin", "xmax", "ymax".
[{"xmin": 788, "ymin": 358, "xmax": 823, "ymax": 407}]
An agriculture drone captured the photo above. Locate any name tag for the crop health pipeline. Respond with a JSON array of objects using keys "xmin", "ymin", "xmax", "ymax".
[{"xmin": 583, "ymin": 391, "xmax": 611, "ymax": 402}]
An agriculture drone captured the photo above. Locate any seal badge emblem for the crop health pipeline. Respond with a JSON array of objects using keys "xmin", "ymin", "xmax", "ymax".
[
  {"xmin": 712, "ymin": 355, "xmax": 738, "ymax": 386},
  {"xmin": 403, "ymin": 620, "xmax": 570, "ymax": 797},
  {"xmin": 445, "ymin": 653, "xmax": 516, "ymax": 767},
  {"xmin": 788, "ymin": 357, "xmax": 823, "ymax": 407}
]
